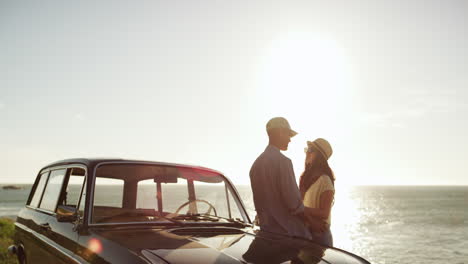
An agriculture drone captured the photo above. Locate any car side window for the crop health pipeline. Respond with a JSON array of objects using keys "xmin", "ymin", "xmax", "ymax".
[
  {"xmin": 39, "ymin": 169, "xmax": 67, "ymax": 212},
  {"xmin": 57, "ymin": 167, "xmax": 86, "ymax": 215},
  {"xmin": 29, "ymin": 171, "xmax": 50, "ymax": 208}
]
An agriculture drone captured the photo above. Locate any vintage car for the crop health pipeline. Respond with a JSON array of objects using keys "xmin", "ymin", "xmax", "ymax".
[{"xmin": 9, "ymin": 158, "xmax": 370, "ymax": 264}]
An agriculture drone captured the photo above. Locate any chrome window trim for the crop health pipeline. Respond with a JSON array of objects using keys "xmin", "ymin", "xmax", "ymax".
[
  {"xmin": 25, "ymin": 205, "xmax": 57, "ymax": 216},
  {"xmin": 39, "ymin": 164, "xmax": 86, "ymax": 175},
  {"xmin": 89, "ymin": 221, "xmax": 251, "ymax": 227},
  {"xmin": 223, "ymin": 177, "xmax": 252, "ymax": 224},
  {"xmin": 28, "ymin": 171, "xmax": 50, "ymax": 208},
  {"xmin": 90, "ymin": 221, "xmax": 174, "ymax": 227},
  {"xmin": 38, "ymin": 168, "xmax": 68, "ymax": 212},
  {"xmin": 14, "ymin": 222, "xmax": 89, "ymax": 264},
  {"xmin": 35, "ymin": 207, "xmax": 57, "ymax": 216},
  {"xmin": 73, "ymin": 170, "xmax": 87, "ymax": 220},
  {"xmin": 88, "ymin": 161, "xmax": 251, "ymax": 227},
  {"xmin": 31, "ymin": 164, "xmax": 88, "ymax": 216}
]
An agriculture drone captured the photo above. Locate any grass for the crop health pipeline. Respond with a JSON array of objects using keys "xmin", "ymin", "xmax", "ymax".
[{"xmin": 0, "ymin": 218, "xmax": 19, "ymax": 264}]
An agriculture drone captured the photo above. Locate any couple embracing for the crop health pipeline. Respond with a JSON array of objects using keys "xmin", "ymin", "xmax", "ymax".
[{"xmin": 250, "ymin": 117, "xmax": 335, "ymax": 246}]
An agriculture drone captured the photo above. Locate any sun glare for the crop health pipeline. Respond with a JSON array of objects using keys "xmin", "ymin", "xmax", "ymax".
[
  {"xmin": 331, "ymin": 185, "xmax": 361, "ymax": 251},
  {"xmin": 256, "ymin": 32, "xmax": 355, "ymax": 182},
  {"xmin": 257, "ymin": 32, "xmax": 351, "ymax": 120},
  {"xmin": 255, "ymin": 32, "xmax": 354, "ymax": 157}
]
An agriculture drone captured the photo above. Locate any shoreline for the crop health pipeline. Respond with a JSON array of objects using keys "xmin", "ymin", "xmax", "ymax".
[{"xmin": 0, "ymin": 215, "xmax": 17, "ymax": 221}]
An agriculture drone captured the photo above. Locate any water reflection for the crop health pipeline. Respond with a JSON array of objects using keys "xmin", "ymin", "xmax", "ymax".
[
  {"xmin": 331, "ymin": 186, "xmax": 362, "ymax": 254},
  {"xmin": 238, "ymin": 185, "xmax": 366, "ymax": 260},
  {"xmin": 174, "ymin": 185, "xmax": 468, "ymax": 264},
  {"xmin": 332, "ymin": 186, "xmax": 385, "ymax": 261}
]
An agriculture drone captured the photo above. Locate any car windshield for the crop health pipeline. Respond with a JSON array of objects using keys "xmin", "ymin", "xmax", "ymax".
[{"xmin": 91, "ymin": 163, "xmax": 248, "ymax": 226}]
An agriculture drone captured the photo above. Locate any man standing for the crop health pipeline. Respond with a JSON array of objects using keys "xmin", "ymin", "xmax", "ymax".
[{"xmin": 249, "ymin": 117, "xmax": 312, "ymax": 239}]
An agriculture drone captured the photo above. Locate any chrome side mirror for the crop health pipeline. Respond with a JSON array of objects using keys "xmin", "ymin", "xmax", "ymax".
[{"xmin": 56, "ymin": 205, "xmax": 78, "ymax": 222}]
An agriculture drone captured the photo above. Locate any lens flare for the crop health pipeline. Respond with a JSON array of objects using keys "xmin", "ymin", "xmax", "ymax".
[{"xmin": 88, "ymin": 238, "xmax": 103, "ymax": 254}]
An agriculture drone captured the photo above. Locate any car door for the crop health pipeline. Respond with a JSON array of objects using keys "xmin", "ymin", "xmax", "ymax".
[
  {"xmin": 30, "ymin": 168, "xmax": 72, "ymax": 264},
  {"xmin": 43, "ymin": 166, "xmax": 86, "ymax": 263},
  {"xmin": 46, "ymin": 166, "xmax": 88, "ymax": 264},
  {"xmin": 15, "ymin": 170, "xmax": 58, "ymax": 263}
]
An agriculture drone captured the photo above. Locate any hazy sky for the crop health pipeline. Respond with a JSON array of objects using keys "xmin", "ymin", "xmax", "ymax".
[{"xmin": 1, "ymin": 0, "xmax": 467, "ymax": 185}]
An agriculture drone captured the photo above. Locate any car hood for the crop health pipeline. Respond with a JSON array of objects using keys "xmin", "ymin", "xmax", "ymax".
[{"xmin": 93, "ymin": 226, "xmax": 368, "ymax": 264}]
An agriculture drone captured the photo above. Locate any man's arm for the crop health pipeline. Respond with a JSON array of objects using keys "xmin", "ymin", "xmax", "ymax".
[
  {"xmin": 278, "ymin": 158, "xmax": 304, "ymax": 215},
  {"xmin": 304, "ymin": 189, "xmax": 334, "ymax": 233},
  {"xmin": 306, "ymin": 216, "xmax": 327, "ymax": 233},
  {"xmin": 304, "ymin": 190, "xmax": 334, "ymax": 219}
]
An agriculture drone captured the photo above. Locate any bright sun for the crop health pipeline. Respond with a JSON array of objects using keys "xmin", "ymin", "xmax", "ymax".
[
  {"xmin": 256, "ymin": 32, "xmax": 356, "ymax": 186},
  {"xmin": 257, "ymin": 31, "xmax": 351, "ymax": 119}
]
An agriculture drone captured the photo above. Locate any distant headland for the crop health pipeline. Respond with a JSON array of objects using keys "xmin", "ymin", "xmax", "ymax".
[{"xmin": 1, "ymin": 185, "xmax": 22, "ymax": 190}]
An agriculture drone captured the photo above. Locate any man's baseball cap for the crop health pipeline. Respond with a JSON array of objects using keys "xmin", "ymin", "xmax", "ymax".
[{"xmin": 266, "ymin": 117, "xmax": 298, "ymax": 137}]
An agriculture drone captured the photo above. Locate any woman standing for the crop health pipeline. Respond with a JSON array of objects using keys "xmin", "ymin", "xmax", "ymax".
[{"xmin": 300, "ymin": 138, "xmax": 335, "ymax": 247}]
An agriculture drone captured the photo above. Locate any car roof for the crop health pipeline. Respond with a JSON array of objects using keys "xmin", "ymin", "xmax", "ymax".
[{"xmin": 41, "ymin": 158, "xmax": 223, "ymax": 175}]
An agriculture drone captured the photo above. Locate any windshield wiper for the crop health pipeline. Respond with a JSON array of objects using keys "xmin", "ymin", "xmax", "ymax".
[
  {"xmin": 225, "ymin": 218, "xmax": 251, "ymax": 228},
  {"xmin": 171, "ymin": 214, "xmax": 251, "ymax": 227},
  {"xmin": 171, "ymin": 213, "xmax": 220, "ymax": 222},
  {"xmin": 159, "ymin": 215, "xmax": 186, "ymax": 226}
]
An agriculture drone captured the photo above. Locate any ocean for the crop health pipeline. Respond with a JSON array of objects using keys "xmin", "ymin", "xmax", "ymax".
[{"xmin": 1, "ymin": 185, "xmax": 467, "ymax": 264}]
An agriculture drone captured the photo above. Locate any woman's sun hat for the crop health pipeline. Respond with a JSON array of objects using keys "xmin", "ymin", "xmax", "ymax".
[{"xmin": 306, "ymin": 138, "xmax": 333, "ymax": 160}]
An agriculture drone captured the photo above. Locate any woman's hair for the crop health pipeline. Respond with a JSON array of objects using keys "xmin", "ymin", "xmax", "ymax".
[{"xmin": 299, "ymin": 150, "xmax": 335, "ymax": 198}]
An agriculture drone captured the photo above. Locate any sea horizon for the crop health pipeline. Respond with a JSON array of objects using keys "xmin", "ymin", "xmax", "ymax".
[
  {"xmin": 2, "ymin": 182, "xmax": 468, "ymax": 186},
  {"xmin": 1, "ymin": 184, "xmax": 467, "ymax": 263}
]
